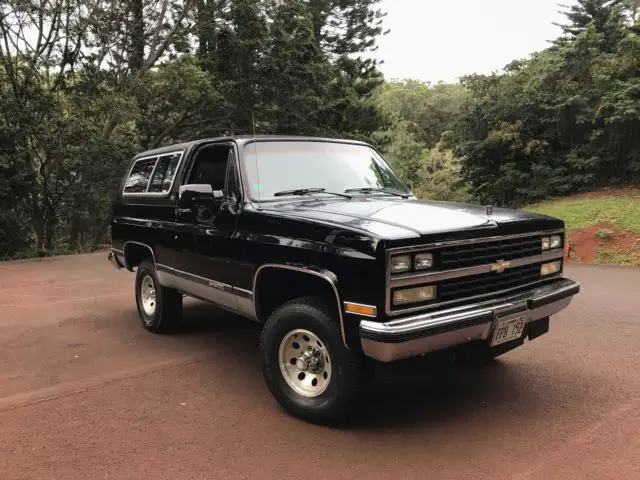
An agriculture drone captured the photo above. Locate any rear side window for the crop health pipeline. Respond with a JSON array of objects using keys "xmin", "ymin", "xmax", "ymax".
[
  {"xmin": 123, "ymin": 152, "xmax": 183, "ymax": 194},
  {"xmin": 123, "ymin": 157, "xmax": 157, "ymax": 193},
  {"xmin": 148, "ymin": 153, "xmax": 182, "ymax": 193}
]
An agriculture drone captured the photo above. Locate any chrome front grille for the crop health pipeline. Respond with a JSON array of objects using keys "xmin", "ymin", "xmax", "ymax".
[
  {"xmin": 437, "ymin": 264, "xmax": 541, "ymax": 303},
  {"xmin": 386, "ymin": 229, "xmax": 565, "ymax": 316},
  {"xmin": 438, "ymin": 235, "xmax": 542, "ymax": 270}
]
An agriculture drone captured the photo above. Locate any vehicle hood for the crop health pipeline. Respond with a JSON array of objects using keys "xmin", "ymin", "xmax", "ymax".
[{"xmin": 260, "ymin": 197, "xmax": 563, "ymax": 241}]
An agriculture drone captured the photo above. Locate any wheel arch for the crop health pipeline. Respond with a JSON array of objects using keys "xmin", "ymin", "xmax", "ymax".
[
  {"xmin": 123, "ymin": 241, "xmax": 156, "ymax": 271},
  {"xmin": 252, "ymin": 264, "xmax": 350, "ymax": 349}
]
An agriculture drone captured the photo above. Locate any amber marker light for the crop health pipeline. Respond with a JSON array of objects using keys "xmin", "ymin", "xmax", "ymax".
[{"xmin": 344, "ymin": 302, "xmax": 377, "ymax": 317}]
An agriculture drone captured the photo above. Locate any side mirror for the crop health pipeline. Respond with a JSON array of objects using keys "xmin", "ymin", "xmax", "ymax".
[
  {"xmin": 178, "ymin": 184, "xmax": 225, "ymax": 201},
  {"xmin": 177, "ymin": 183, "xmax": 224, "ymax": 213},
  {"xmin": 179, "ymin": 183, "xmax": 213, "ymax": 201}
]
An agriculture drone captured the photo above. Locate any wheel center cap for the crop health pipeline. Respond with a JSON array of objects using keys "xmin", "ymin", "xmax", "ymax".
[
  {"xmin": 295, "ymin": 358, "xmax": 308, "ymax": 371},
  {"xmin": 295, "ymin": 349, "xmax": 324, "ymax": 374}
]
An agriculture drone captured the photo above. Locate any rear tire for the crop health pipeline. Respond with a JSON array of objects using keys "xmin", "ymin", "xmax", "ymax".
[
  {"xmin": 259, "ymin": 296, "xmax": 362, "ymax": 426},
  {"xmin": 135, "ymin": 259, "xmax": 183, "ymax": 333}
]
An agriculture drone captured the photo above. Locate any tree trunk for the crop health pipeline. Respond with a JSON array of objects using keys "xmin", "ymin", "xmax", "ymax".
[
  {"xmin": 45, "ymin": 222, "xmax": 56, "ymax": 251},
  {"xmin": 130, "ymin": 0, "xmax": 145, "ymax": 74},
  {"xmin": 69, "ymin": 212, "xmax": 82, "ymax": 251}
]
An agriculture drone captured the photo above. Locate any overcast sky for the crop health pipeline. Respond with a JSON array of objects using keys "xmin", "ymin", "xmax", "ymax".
[{"xmin": 375, "ymin": 0, "xmax": 577, "ymax": 83}]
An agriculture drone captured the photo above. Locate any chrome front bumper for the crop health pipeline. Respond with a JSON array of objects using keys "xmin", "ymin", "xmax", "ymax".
[{"xmin": 359, "ymin": 278, "xmax": 580, "ymax": 362}]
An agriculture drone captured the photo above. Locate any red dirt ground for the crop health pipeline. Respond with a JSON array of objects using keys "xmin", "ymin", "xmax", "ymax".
[
  {"xmin": 2, "ymin": 253, "xmax": 640, "ymax": 479},
  {"xmin": 566, "ymin": 222, "xmax": 640, "ymax": 264}
]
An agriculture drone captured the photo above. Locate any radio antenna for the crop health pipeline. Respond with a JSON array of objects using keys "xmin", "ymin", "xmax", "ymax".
[{"xmin": 252, "ymin": 109, "xmax": 261, "ymax": 204}]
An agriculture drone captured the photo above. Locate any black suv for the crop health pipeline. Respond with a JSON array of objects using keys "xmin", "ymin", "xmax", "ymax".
[{"xmin": 108, "ymin": 135, "xmax": 580, "ymax": 424}]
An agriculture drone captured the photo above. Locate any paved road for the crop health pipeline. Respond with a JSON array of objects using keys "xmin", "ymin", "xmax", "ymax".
[{"xmin": 1, "ymin": 253, "xmax": 639, "ymax": 480}]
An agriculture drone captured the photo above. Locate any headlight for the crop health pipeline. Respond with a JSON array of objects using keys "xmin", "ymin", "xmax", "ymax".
[
  {"xmin": 393, "ymin": 285, "xmax": 436, "ymax": 305},
  {"xmin": 390, "ymin": 255, "xmax": 411, "ymax": 274},
  {"xmin": 542, "ymin": 235, "xmax": 563, "ymax": 250},
  {"xmin": 541, "ymin": 237, "xmax": 550, "ymax": 250},
  {"xmin": 541, "ymin": 260, "xmax": 562, "ymax": 276},
  {"xmin": 414, "ymin": 253, "xmax": 433, "ymax": 270}
]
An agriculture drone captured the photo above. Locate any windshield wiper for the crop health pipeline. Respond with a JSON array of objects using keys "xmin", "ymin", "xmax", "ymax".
[
  {"xmin": 344, "ymin": 187, "xmax": 410, "ymax": 198},
  {"xmin": 273, "ymin": 188, "xmax": 352, "ymax": 199}
]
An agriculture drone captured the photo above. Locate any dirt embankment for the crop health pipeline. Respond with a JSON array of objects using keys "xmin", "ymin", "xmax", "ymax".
[{"xmin": 566, "ymin": 222, "xmax": 640, "ymax": 265}]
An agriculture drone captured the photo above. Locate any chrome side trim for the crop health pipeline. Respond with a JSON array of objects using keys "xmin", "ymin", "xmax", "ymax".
[
  {"xmin": 343, "ymin": 302, "xmax": 378, "ymax": 318},
  {"xmin": 390, "ymin": 249, "xmax": 564, "ymax": 288},
  {"xmin": 386, "ymin": 228, "xmax": 565, "ymax": 254},
  {"xmin": 156, "ymin": 264, "xmax": 257, "ymax": 320},
  {"xmin": 122, "ymin": 241, "xmax": 156, "ymax": 270},
  {"xmin": 235, "ymin": 295, "xmax": 257, "ymax": 320},
  {"xmin": 360, "ymin": 278, "xmax": 579, "ymax": 362},
  {"xmin": 122, "ymin": 150, "xmax": 185, "ymax": 197},
  {"xmin": 252, "ymin": 264, "xmax": 349, "ymax": 348},
  {"xmin": 233, "ymin": 287, "xmax": 256, "ymax": 319}
]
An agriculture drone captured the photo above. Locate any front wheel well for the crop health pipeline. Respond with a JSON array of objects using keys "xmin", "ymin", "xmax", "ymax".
[{"xmin": 254, "ymin": 267, "xmax": 342, "ymax": 331}]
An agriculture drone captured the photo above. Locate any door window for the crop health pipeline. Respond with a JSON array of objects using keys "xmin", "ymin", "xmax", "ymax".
[{"xmin": 188, "ymin": 146, "xmax": 230, "ymax": 191}]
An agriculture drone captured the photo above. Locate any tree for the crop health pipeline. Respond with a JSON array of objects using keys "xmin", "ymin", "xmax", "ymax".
[
  {"xmin": 0, "ymin": 0, "xmax": 391, "ymax": 258},
  {"xmin": 448, "ymin": 0, "xmax": 640, "ymax": 206}
]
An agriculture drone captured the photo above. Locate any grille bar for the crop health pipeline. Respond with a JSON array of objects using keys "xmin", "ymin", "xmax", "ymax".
[
  {"xmin": 438, "ymin": 264, "xmax": 541, "ymax": 303},
  {"xmin": 438, "ymin": 235, "xmax": 542, "ymax": 270}
]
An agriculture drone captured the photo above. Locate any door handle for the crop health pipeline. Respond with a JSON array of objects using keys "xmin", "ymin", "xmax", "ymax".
[{"xmin": 175, "ymin": 208, "xmax": 192, "ymax": 215}]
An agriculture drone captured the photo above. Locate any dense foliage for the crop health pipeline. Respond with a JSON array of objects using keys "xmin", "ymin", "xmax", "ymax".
[
  {"xmin": 447, "ymin": 0, "xmax": 640, "ymax": 207},
  {"xmin": 2, "ymin": 0, "xmax": 640, "ymax": 259},
  {"xmin": 0, "ymin": 0, "xmax": 387, "ymax": 258}
]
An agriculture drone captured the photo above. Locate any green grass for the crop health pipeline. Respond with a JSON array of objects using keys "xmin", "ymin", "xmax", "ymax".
[
  {"xmin": 524, "ymin": 188, "xmax": 640, "ymax": 266},
  {"xmin": 525, "ymin": 189, "xmax": 640, "ymax": 233},
  {"xmin": 593, "ymin": 247, "xmax": 640, "ymax": 266}
]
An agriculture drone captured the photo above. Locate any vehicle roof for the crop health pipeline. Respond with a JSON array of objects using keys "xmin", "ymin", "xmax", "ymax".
[{"xmin": 133, "ymin": 135, "xmax": 373, "ymax": 159}]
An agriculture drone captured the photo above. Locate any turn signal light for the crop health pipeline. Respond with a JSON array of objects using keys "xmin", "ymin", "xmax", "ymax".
[
  {"xmin": 344, "ymin": 302, "xmax": 377, "ymax": 317},
  {"xmin": 541, "ymin": 261, "xmax": 562, "ymax": 276}
]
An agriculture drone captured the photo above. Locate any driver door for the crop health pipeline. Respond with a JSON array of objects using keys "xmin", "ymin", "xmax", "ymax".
[{"xmin": 170, "ymin": 144, "xmax": 241, "ymax": 312}]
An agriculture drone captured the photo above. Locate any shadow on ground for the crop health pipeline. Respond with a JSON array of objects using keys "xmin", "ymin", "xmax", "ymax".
[{"xmin": 136, "ymin": 299, "xmax": 540, "ymax": 430}]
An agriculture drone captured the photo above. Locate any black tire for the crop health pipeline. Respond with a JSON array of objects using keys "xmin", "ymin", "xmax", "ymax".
[
  {"xmin": 259, "ymin": 296, "xmax": 362, "ymax": 426},
  {"xmin": 135, "ymin": 259, "xmax": 183, "ymax": 334}
]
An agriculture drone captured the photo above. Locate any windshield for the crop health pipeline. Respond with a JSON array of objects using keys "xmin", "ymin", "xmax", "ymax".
[{"xmin": 243, "ymin": 140, "xmax": 410, "ymax": 201}]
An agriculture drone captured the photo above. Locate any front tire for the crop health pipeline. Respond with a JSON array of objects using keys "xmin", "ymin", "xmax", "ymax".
[
  {"xmin": 135, "ymin": 259, "xmax": 183, "ymax": 333},
  {"xmin": 259, "ymin": 296, "xmax": 362, "ymax": 426}
]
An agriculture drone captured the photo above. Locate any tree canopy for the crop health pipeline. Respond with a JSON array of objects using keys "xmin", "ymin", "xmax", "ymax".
[
  {"xmin": 2, "ymin": 0, "xmax": 640, "ymax": 259},
  {"xmin": 0, "ymin": 0, "xmax": 386, "ymax": 257},
  {"xmin": 446, "ymin": 0, "xmax": 640, "ymax": 206}
]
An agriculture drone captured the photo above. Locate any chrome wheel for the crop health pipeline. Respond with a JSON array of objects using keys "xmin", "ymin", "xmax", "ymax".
[
  {"xmin": 140, "ymin": 275, "xmax": 157, "ymax": 318},
  {"xmin": 278, "ymin": 328, "xmax": 332, "ymax": 398}
]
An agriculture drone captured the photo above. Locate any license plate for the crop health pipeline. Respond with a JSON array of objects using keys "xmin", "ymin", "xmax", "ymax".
[{"xmin": 490, "ymin": 315, "xmax": 527, "ymax": 347}]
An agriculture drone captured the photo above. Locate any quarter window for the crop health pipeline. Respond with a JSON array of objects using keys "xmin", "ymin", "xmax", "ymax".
[
  {"xmin": 123, "ymin": 157, "xmax": 157, "ymax": 193},
  {"xmin": 123, "ymin": 152, "xmax": 183, "ymax": 194}
]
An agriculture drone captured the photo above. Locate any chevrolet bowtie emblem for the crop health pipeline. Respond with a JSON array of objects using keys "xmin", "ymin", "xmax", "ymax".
[{"xmin": 490, "ymin": 259, "xmax": 511, "ymax": 274}]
